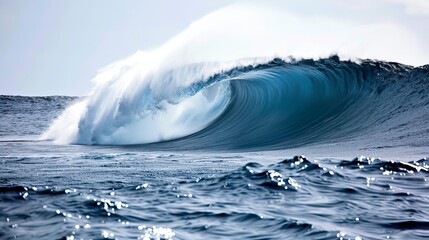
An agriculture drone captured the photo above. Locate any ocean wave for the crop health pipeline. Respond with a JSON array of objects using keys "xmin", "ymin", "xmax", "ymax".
[{"xmin": 43, "ymin": 56, "xmax": 429, "ymax": 151}]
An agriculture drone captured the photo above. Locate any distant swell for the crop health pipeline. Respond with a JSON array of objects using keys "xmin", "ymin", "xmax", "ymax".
[{"xmin": 43, "ymin": 56, "xmax": 429, "ymax": 150}]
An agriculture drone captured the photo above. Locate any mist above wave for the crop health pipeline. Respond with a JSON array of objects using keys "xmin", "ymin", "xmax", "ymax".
[{"xmin": 42, "ymin": 2, "xmax": 428, "ymax": 145}]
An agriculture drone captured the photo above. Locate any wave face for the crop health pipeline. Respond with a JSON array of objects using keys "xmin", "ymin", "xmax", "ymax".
[{"xmin": 43, "ymin": 56, "xmax": 429, "ymax": 150}]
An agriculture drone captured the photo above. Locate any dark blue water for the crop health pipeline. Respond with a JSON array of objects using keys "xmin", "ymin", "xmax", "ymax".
[{"xmin": 1, "ymin": 57, "xmax": 429, "ymax": 239}]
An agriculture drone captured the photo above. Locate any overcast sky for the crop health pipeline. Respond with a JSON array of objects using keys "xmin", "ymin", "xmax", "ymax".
[{"xmin": 1, "ymin": 0, "xmax": 428, "ymax": 96}]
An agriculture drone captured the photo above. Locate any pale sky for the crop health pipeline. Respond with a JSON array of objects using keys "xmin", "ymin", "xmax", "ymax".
[{"xmin": 1, "ymin": 0, "xmax": 428, "ymax": 96}]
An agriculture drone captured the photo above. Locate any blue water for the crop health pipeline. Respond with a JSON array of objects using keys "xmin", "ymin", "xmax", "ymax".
[{"xmin": 1, "ymin": 57, "xmax": 429, "ymax": 239}]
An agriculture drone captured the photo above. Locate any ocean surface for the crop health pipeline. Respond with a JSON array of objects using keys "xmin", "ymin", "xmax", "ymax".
[{"xmin": 1, "ymin": 57, "xmax": 429, "ymax": 240}]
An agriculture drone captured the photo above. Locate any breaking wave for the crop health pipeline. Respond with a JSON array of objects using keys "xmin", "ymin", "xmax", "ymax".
[
  {"xmin": 42, "ymin": 56, "xmax": 429, "ymax": 150},
  {"xmin": 41, "ymin": 3, "xmax": 429, "ymax": 149}
]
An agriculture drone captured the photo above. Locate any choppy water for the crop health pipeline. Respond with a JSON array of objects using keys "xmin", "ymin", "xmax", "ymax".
[
  {"xmin": 1, "ymin": 144, "xmax": 429, "ymax": 240},
  {"xmin": 1, "ymin": 57, "xmax": 429, "ymax": 240}
]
